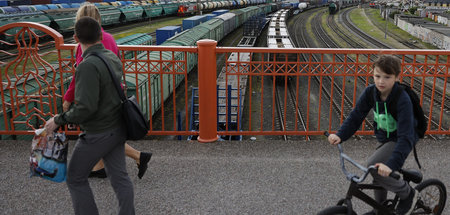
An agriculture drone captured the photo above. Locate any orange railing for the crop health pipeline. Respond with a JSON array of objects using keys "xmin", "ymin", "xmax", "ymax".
[
  {"xmin": 1, "ymin": 22, "xmax": 449, "ymax": 141},
  {"xmin": 217, "ymin": 47, "xmax": 450, "ymax": 139}
]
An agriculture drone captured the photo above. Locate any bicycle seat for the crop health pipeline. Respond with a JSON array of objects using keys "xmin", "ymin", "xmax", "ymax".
[{"xmin": 401, "ymin": 169, "xmax": 423, "ymax": 183}]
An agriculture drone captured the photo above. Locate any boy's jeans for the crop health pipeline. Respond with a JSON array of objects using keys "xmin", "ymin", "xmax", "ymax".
[{"xmin": 367, "ymin": 141, "xmax": 412, "ymax": 204}]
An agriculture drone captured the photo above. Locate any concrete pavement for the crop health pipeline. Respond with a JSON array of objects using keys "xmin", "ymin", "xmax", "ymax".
[{"xmin": 0, "ymin": 138, "xmax": 448, "ymax": 214}]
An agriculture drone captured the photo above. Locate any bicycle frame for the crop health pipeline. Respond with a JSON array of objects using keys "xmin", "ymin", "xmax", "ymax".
[
  {"xmin": 338, "ymin": 179, "xmax": 399, "ymax": 215},
  {"xmin": 336, "ymin": 143, "xmax": 401, "ymax": 215},
  {"xmin": 323, "ymin": 132, "xmax": 444, "ymax": 215}
]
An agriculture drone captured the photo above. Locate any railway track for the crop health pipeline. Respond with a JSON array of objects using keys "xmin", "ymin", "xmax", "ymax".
[
  {"xmin": 362, "ymin": 7, "xmax": 422, "ymax": 49},
  {"xmin": 269, "ymin": 9, "xmax": 311, "ymax": 140},
  {"xmin": 278, "ymin": 8, "xmax": 363, "ymax": 137},
  {"xmin": 310, "ymin": 10, "xmax": 374, "ymax": 132},
  {"xmin": 273, "ymin": 78, "xmax": 310, "ymax": 141},
  {"xmin": 274, "ymin": 83, "xmax": 288, "ymax": 141},
  {"xmin": 338, "ymin": 8, "xmax": 449, "ymax": 136}
]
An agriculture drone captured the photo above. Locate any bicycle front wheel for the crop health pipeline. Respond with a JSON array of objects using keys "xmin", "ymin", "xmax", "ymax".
[
  {"xmin": 414, "ymin": 178, "xmax": 447, "ymax": 215},
  {"xmin": 317, "ymin": 206, "xmax": 356, "ymax": 215}
]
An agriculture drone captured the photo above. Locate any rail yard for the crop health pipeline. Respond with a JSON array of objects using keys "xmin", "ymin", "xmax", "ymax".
[{"xmin": 0, "ymin": 2, "xmax": 449, "ymax": 142}]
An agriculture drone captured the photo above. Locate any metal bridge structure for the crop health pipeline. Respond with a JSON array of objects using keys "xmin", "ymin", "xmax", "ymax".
[{"xmin": 1, "ymin": 22, "xmax": 449, "ymax": 142}]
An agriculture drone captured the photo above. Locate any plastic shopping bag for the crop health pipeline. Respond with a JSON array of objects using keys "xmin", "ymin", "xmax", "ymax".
[{"xmin": 30, "ymin": 129, "xmax": 68, "ymax": 183}]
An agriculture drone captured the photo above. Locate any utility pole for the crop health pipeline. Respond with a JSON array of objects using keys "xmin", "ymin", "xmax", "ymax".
[{"xmin": 384, "ymin": 4, "xmax": 388, "ymax": 39}]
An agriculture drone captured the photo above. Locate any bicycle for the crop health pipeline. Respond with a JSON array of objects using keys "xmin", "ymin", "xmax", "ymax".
[{"xmin": 317, "ymin": 132, "xmax": 447, "ymax": 215}]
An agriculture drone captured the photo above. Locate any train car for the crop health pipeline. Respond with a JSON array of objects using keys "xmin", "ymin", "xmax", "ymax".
[
  {"xmin": 116, "ymin": 33, "xmax": 153, "ymax": 59},
  {"xmin": 44, "ymin": 8, "xmax": 77, "ymax": 33},
  {"xmin": 0, "ymin": 0, "xmax": 271, "ymax": 33},
  {"xmin": 30, "ymin": 4, "xmax": 50, "ymax": 10},
  {"xmin": 298, "ymin": 2, "xmax": 307, "ymax": 11},
  {"xmin": 196, "ymin": 17, "xmax": 225, "ymax": 41},
  {"xmin": 141, "ymin": 3, "xmax": 163, "ymax": 18},
  {"xmin": 118, "ymin": 5, "xmax": 145, "ymax": 22},
  {"xmin": 0, "ymin": 11, "xmax": 51, "ymax": 44},
  {"xmin": 156, "ymin": 25, "xmax": 182, "ymax": 45},
  {"xmin": 176, "ymin": 3, "xmax": 195, "ymax": 16},
  {"xmin": 124, "ymin": 4, "xmax": 272, "ymax": 120},
  {"xmin": 328, "ymin": 2, "xmax": 337, "ymax": 14},
  {"xmin": 205, "ymin": 13, "xmax": 217, "ymax": 20},
  {"xmin": 0, "ymin": 6, "xmax": 19, "ymax": 13},
  {"xmin": 266, "ymin": 8, "xmax": 296, "ymax": 82},
  {"xmin": 161, "ymin": 2, "xmax": 178, "ymax": 16},
  {"xmin": 0, "ymin": 4, "xmax": 274, "ymax": 125},
  {"xmin": 182, "ymin": 15, "xmax": 207, "ymax": 30},
  {"xmin": 98, "ymin": 5, "xmax": 122, "ymax": 25},
  {"xmin": 214, "ymin": 12, "xmax": 235, "ymax": 36}
]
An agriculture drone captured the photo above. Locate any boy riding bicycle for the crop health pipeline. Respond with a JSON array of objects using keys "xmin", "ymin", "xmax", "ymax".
[{"xmin": 327, "ymin": 55, "xmax": 419, "ymax": 215}]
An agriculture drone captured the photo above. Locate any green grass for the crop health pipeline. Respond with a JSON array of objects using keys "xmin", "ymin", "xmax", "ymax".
[
  {"xmin": 355, "ymin": 8, "xmax": 438, "ymax": 50},
  {"xmin": 366, "ymin": 9, "xmax": 414, "ymax": 41},
  {"xmin": 350, "ymin": 8, "xmax": 375, "ymax": 34},
  {"xmin": 350, "ymin": 8, "xmax": 406, "ymax": 48}
]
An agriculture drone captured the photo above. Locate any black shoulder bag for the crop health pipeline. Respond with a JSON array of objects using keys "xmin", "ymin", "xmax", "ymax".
[{"xmin": 88, "ymin": 52, "xmax": 149, "ymax": 140}]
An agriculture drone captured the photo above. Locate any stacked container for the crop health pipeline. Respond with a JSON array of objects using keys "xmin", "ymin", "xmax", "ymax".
[
  {"xmin": 182, "ymin": 15, "xmax": 206, "ymax": 30},
  {"xmin": 156, "ymin": 25, "xmax": 181, "ymax": 45},
  {"xmin": 205, "ymin": 13, "xmax": 216, "ymax": 21},
  {"xmin": 212, "ymin": 9, "xmax": 228, "ymax": 16}
]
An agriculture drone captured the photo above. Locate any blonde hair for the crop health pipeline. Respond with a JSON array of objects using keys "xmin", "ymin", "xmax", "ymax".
[{"xmin": 76, "ymin": 2, "xmax": 102, "ymax": 25}]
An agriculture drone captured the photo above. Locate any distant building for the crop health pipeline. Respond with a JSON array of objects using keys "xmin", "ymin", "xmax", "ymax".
[{"xmin": 423, "ymin": 0, "xmax": 450, "ymax": 8}]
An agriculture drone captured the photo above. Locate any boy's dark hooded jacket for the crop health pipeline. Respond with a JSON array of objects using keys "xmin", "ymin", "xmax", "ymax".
[{"xmin": 336, "ymin": 82, "xmax": 418, "ymax": 171}]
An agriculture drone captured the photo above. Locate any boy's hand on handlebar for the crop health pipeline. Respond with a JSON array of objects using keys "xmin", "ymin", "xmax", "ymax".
[
  {"xmin": 328, "ymin": 134, "xmax": 341, "ymax": 145},
  {"xmin": 375, "ymin": 163, "xmax": 392, "ymax": 177}
]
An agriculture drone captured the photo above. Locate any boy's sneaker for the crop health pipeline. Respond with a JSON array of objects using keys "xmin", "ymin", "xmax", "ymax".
[{"xmin": 396, "ymin": 189, "xmax": 418, "ymax": 215}]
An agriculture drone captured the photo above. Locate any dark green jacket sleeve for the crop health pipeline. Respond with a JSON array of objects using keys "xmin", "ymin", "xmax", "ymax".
[{"xmin": 54, "ymin": 61, "xmax": 100, "ymax": 125}]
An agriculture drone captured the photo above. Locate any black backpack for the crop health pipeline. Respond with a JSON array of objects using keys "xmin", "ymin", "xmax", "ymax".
[
  {"xmin": 369, "ymin": 82, "xmax": 427, "ymax": 168},
  {"xmin": 389, "ymin": 82, "xmax": 427, "ymax": 139}
]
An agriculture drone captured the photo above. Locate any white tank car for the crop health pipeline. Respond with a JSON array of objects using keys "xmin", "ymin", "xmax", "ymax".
[{"xmin": 298, "ymin": 2, "xmax": 307, "ymax": 10}]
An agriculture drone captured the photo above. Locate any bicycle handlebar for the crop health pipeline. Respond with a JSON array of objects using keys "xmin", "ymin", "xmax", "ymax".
[{"xmin": 325, "ymin": 131, "xmax": 400, "ymax": 183}]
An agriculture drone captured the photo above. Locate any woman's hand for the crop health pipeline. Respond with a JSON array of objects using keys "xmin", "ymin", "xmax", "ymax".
[
  {"xmin": 63, "ymin": 100, "xmax": 71, "ymax": 112},
  {"xmin": 375, "ymin": 163, "xmax": 392, "ymax": 177}
]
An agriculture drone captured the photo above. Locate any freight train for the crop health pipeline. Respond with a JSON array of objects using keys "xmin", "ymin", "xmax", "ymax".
[
  {"xmin": 0, "ymin": 0, "xmax": 273, "ymax": 35},
  {"xmin": 328, "ymin": 0, "xmax": 359, "ymax": 14},
  {"xmin": 123, "ymin": 4, "xmax": 278, "ymax": 121},
  {"xmin": 0, "ymin": 4, "xmax": 279, "ymax": 140}
]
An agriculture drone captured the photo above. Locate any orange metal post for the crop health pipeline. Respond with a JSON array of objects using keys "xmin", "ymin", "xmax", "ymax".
[{"xmin": 197, "ymin": 39, "xmax": 219, "ymax": 142}]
